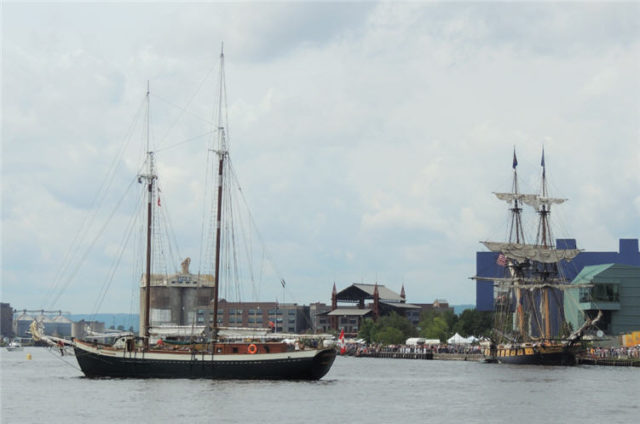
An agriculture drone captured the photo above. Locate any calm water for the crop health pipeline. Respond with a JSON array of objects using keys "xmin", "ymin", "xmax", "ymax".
[{"xmin": 2, "ymin": 347, "xmax": 638, "ymax": 423}]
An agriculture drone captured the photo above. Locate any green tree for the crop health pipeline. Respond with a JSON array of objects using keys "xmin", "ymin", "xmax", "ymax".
[
  {"xmin": 375, "ymin": 327, "xmax": 405, "ymax": 345},
  {"xmin": 453, "ymin": 309, "xmax": 493, "ymax": 337},
  {"xmin": 358, "ymin": 318, "xmax": 377, "ymax": 343},
  {"xmin": 420, "ymin": 316, "xmax": 449, "ymax": 341},
  {"xmin": 417, "ymin": 309, "xmax": 457, "ymax": 342},
  {"xmin": 357, "ymin": 312, "xmax": 417, "ymax": 345},
  {"xmin": 377, "ymin": 312, "xmax": 417, "ymax": 339}
]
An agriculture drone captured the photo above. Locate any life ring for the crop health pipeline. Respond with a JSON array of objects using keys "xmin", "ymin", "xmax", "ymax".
[{"xmin": 247, "ymin": 344, "xmax": 257, "ymax": 354}]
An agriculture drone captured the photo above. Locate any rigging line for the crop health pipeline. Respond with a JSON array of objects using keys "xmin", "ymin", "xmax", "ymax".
[
  {"xmin": 92, "ymin": 184, "xmax": 145, "ymax": 319},
  {"xmin": 549, "ymin": 287, "xmax": 567, "ymax": 333},
  {"xmin": 49, "ymin": 174, "xmax": 142, "ymax": 308},
  {"xmin": 154, "ymin": 131, "xmax": 215, "ymax": 153},
  {"xmin": 42, "ymin": 98, "xmax": 148, "ymax": 308},
  {"xmin": 159, "ymin": 191, "xmax": 182, "ymax": 273},
  {"xmin": 227, "ymin": 159, "xmax": 287, "ymax": 287},
  {"xmin": 198, "ymin": 147, "xmax": 216, "ymax": 280},
  {"xmin": 45, "ymin": 346, "xmax": 82, "ymax": 372},
  {"xmin": 529, "ymin": 290, "xmax": 545, "ymax": 339},
  {"xmin": 150, "ymin": 64, "xmax": 217, "ymax": 149},
  {"xmin": 229, "ymin": 177, "xmax": 259, "ymax": 301},
  {"xmin": 91, "ymin": 185, "xmax": 145, "ymax": 316}
]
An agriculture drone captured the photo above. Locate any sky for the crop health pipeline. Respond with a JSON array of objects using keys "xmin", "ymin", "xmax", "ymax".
[{"xmin": 2, "ymin": 1, "xmax": 639, "ymax": 314}]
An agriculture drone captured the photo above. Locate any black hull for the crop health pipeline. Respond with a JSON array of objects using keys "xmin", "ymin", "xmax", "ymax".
[
  {"xmin": 73, "ymin": 346, "xmax": 336, "ymax": 380},
  {"xmin": 485, "ymin": 344, "xmax": 580, "ymax": 366}
]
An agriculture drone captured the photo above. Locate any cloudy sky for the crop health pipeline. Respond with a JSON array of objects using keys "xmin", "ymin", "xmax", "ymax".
[{"xmin": 2, "ymin": 1, "xmax": 639, "ymax": 314}]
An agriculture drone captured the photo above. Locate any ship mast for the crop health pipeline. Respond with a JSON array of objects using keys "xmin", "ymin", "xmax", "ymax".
[
  {"xmin": 509, "ymin": 149, "xmax": 526, "ymax": 338},
  {"xmin": 140, "ymin": 82, "xmax": 156, "ymax": 350},
  {"xmin": 536, "ymin": 148, "xmax": 553, "ymax": 339},
  {"xmin": 211, "ymin": 45, "xmax": 227, "ymax": 340},
  {"xmin": 509, "ymin": 149, "xmax": 525, "ymax": 244}
]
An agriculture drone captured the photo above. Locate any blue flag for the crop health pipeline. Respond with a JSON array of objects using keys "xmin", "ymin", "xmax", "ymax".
[
  {"xmin": 512, "ymin": 149, "xmax": 518, "ymax": 169},
  {"xmin": 541, "ymin": 148, "xmax": 546, "ymax": 177}
]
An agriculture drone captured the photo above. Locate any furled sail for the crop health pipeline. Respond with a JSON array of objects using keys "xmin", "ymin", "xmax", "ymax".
[
  {"xmin": 493, "ymin": 192, "xmax": 538, "ymax": 204},
  {"xmin": 521, "ymin": 195, "xmax": 567, "ymax": 209},
  {"xmin": 481, "ymin": 241, "xmax": 581, "ymax": 263}
]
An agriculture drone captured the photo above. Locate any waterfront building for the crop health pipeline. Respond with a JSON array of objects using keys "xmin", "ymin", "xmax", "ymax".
[
  {"xmin": 52, "ymin": 313, "xmax": 73, "ymax": 337},
  {"xmin": 326, "ymin": 283, "xmax": 422, "ymax": 334},
  {"xmin": 408, "ymin": 300, "xmax": 454, "ymax": 325},
  {"xmin": 139, "ymin": 258, "xmax": 215, "ymax": 334},
  {"xmin": 197, "ymin": 300, "xmax": 309, "ymax": 333},
  {"xmin": 309, "ymin": 302, "xmax": 332, "ymax": 333},
  {"xmin": 476, "ymin": 238, "xmax": 640, "ymax": 312},
  {"xmin": 565, "ymin": 263, "xmax": 640, "ymax": 336},
  {"xmin": 1, "ymin": 303, "xmax": 13, "ymax": 338},
  {"xmin": 13, "ymin": 311, "xmax": 34, "ymax": 338},
  {"xmin": 71, "ymin": 320, "xmax": 106, "ymax": 339}
]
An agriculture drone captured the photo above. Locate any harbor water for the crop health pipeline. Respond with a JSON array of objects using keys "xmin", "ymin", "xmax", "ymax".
[{"xmin": 2, "ymin": 347, "xmax": 638, "ymax": 423}]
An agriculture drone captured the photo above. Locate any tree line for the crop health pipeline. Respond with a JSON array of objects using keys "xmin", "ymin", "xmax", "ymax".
[{"xmin": 358, "ymin": 309, "xmax": 493, "ymax": 345}]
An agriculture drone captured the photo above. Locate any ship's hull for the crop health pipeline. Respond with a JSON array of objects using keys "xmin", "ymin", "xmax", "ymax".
[
  {"xmin": 73, "ymin": 342, "xmax": 336, "ymax": 380},
  {"xmin": 484, "ymin": 344, "xmax": 579, "ymax": 366}
]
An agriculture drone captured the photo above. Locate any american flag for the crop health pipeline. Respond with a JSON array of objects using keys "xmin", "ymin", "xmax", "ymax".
[{"xmin": 496, "ymin": 253, "xmax": 507, "ymax": 267}]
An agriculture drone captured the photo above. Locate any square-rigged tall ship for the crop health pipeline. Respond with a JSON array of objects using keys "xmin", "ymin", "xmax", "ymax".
[
  {"xmin": 474, "ymin": 149, "xmax": 601, "ymax": 365},
  {"xmin": 33, "ymin": 48, "xmax": 336, "ymax": 380}
]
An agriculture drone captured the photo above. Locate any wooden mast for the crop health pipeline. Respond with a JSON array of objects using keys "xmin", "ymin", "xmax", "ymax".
[
  {"xmin": 142, "ymin": 82, "xmax": 156, "ymax": 350},
  {"xmin": 510, "ymin": 149, "xmax": 526, "ymax": 339},
  {"xmin": 211, "ymin": 46, "xmax": 226, "ymax": 340},
  {"xmin": 538, "ymin": 147, "xmax": 551, "ymax": 340}
]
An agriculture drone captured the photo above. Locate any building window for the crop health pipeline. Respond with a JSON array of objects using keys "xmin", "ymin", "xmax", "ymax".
[{"xmin": 580, "ymin": 284, "xmax": 619, "ymax": 303}]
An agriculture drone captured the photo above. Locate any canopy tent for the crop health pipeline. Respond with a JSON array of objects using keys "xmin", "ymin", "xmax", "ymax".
[{"xmin": 447, "ymin": 333, "xmax": 472, "ymax": 344}]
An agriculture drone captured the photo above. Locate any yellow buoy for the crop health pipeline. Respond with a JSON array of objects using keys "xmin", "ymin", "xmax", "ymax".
[{"xmin": 26, "ymin": 353, "xmax": 32, "ymax": 360}]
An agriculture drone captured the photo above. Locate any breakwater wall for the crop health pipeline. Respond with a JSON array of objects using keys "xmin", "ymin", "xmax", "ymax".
[
  {"xmin": 577, "ymin": 357, "xmax": 640, "ymax": 367},
  {"xmin": 354, "ymin": 351, "xmax": 483, "ymax": 361},
  {"xmin": 357, "ymin": 351, "xmax": 433, "ymax": 360}
]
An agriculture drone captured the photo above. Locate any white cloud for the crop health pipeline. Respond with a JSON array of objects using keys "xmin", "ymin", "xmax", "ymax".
[{"xmin": 2, "ymin": 1, "xmax": 639, "ymax": 312}]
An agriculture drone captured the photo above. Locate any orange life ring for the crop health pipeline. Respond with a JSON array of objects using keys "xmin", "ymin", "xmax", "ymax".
[{"xmin": 247, "ymin": 344, "xmax": 257, "ymax": 354}]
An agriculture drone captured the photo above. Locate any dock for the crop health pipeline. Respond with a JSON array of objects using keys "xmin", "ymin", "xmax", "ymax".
[{"xmin": 577, "ymin": 357, "xmax": 640, "ymax": 367}]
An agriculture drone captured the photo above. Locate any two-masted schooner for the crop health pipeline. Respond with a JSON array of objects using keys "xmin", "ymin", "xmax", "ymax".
[{"xmin": 34, "ymin": 48, "xmax": 336, "ymax": 379}]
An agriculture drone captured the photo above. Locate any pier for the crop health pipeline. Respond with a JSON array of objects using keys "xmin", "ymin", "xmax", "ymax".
[
  {"xmin": 357, "ymin": 351, "xmax": 433, "ymax": 360},
  {"xmin": 577, "ymin": 357, "xmax": 640, "ymax": 367}
]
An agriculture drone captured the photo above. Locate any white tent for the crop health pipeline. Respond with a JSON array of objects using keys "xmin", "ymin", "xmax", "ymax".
[{"xmin": 447, "ymin": 333, "xmax": 471, "ymax": 344}]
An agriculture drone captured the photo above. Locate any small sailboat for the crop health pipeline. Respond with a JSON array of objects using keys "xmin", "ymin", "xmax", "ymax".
[
  {"xmin": 5, "ymin": 340, "xmax": 24, "ymax": 352},
  {"xmin": 475, "ymin": 149, "xmax": 600, "ymax": 365},
  {"xmin": 35, "ymin": 48, "xmax": 336, "ymax": 379}
]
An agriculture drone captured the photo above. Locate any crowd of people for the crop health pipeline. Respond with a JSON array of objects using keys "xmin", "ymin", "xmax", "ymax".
[
  {"xmin": 342, "ymin": 341, "xmax": 640, "ymax": 360},
  {"xmin": 586, "ymin": 345, "xmax": 640, "ymax": 359},
  {"xmin": 343, "ymin": 342, "xmax": 483, "ymax": 357}
]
